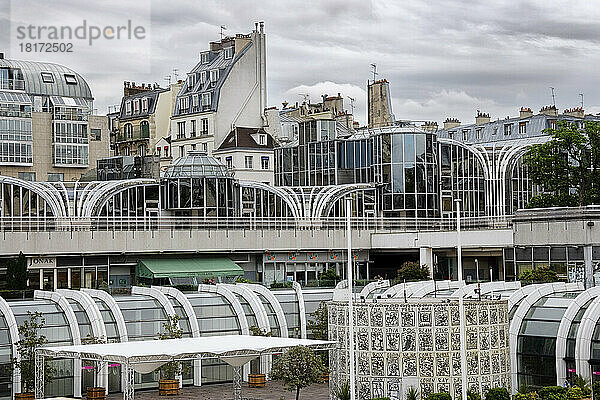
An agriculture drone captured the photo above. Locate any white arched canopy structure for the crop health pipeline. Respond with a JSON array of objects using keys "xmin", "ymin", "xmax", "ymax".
[
  {"xmin": 575, "ymin": 293, "xmax": 600, "ymax": 381},
  {"xmin": 555, "ymin": 286, "xmax": 600, "ymax": 384}
]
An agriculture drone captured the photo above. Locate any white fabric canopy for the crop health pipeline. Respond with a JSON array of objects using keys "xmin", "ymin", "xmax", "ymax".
[{"xmin": 39, "ymin": 335, "xmax": 335, "ymax": 367}]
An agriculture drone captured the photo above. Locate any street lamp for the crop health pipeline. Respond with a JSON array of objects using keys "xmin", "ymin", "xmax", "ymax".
[
  {"xmin": 346, "ymin": 196, "xmax": 356, "ymax": 400},
  {"xmin": 455, "ymin": 198, "xmax": 468, "ymax": 400}
]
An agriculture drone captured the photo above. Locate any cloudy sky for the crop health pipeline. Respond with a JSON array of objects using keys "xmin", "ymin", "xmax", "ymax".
[{"xmin": 2, "ymin": 0, "xmax": 600, "ymax": 126}]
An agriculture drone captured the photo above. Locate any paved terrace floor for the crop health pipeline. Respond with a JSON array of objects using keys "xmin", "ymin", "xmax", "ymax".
[{"xmin": 106, "ymin": 382, "xmax": 330, "ymax": 400}]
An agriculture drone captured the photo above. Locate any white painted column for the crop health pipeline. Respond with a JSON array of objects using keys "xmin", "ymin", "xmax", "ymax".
[{"xmin": 419, "ymin": 247, "xmax": 434, "ymax": 277}]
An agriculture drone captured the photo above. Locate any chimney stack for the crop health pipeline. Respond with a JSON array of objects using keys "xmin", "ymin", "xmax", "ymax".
[
  {"xmin": 475, "ymin": 110, "xmax": 490, "ymax": 125},
  {"xmin": 443, "ymin": 118, "xmax": 461, "ymax": 130},
  {"xmin": 539, "ymin": 105, "xmax": 558, "ymax": 117},
  {"xmin": 564, "ymin": 107, "xmax": 584, "ymax": 118},
  {"xmin": 520, "ymin": 107, "xmax": 533, "ymax": 119}
]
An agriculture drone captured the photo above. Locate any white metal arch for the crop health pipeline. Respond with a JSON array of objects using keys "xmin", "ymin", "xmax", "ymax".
[
  {"xmin": 0, "ymin": 295, "xmax": 20, "ymax": 397},
  {"xmin": 508, "ymin": 282, "xmax": 583, "ymax": 392},
  {"xmin": 313, "ymin": 184, "xmax": 374, "ymax": 219},
  {"xmin": 0, "ymin": 176, "xmax": 66, "ymax": 217},
  {"xmin": 152, "ymin": 286, "xmax": 202, "ymax": 387},
  {"xmin": 238, "ymin": 181, "xmax": 302, "ymax": 219},
  {"xmin": 198, "ymin": 284, "xmax": 249, "ymax": 335},
  {"xmin": 79, "ymin": 179, "xmax": 156, "ymax": 217},
  {"xmin": 381, "ymin": 281, "xmax": 427, "ymax": 299},
  {"xmin": 81, "ymin": 289, "xmax": 128, "ymax": 342},
  {"xmin": 450, "ymin": 281, "xmax": 521, "ymax": 299},
  {"xmin": 292, "ymin": 282, "xmax": 307, "ymax": 339},
  {"xmin": 409, "ymin": 280, "xmax": 463, "ymax": 298},
  {"xmin": 240, "ymin": 284, "xmax": 289, "ymax": 338},
  {"xmin": 131, "ymin": 286, "xmax": 176, "ymax": 317},
  {"xmin": 507, "ymin": 283, "xmax": 546, "ymax": 316},
  {"xmin": 57, "ymin": 289, "xmax": 109, "ymax": 391},
  {"xmin": 34, "ymin": 290, "xmax": 83, "ymax": 397},
  {"xmin": 555, "ymin": 286, "xmax": 600, "ymax": 384},
  {"xmin": 575, "ymin": 293, "xmax": 600, "ymax": 381},
  {"xmin": 359, "ymin": 279, "xmax": 391, "ymax": 299}
]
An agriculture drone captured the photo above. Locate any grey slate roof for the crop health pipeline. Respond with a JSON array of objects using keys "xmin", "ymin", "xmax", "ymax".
[{"xmin": 0, "ymin": 59, "xmax": 93, "ymax": 100}]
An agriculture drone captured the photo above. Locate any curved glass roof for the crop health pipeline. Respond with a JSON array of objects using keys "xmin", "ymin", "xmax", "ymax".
[
  {"xmin": 163, "ymin": 151, "xmax": 233, "ymax": 179},
  {"xmin": 0, "ymin": 59, "xmax": 93, "ymax": 100}
]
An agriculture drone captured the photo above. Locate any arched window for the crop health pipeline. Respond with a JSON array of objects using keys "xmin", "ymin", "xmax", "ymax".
[
  {"xmin": 140, "ymin": 120, "xmax": 149, "ymax": 138},
  {"xmin": 123, "ymin": 123, "xmax": 133, "ymax": 139}
]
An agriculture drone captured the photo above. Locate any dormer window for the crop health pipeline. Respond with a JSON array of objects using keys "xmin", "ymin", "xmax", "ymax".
[
  {"xmin": 200, "ymin": 71, "xmax": 206, "ymax": 84},
  {"xmin": 504, "ymin": 124, "xmax": 512, "ymax": 135},
  {"xmin": 259, "ymin": 134, "xmax": 266, "ymax": 145},
  {"xmin": 462, "ymin": 129, "xmax": 469, "ymax": 141},
  {"xmin": 202, "ymin": 92, "xmax": 211, "ymax": 109},
  {"xmin": 125, "ymin": 100, "xmax": 132, "ymax": 115},
  {"xmin": 141, "ymin": 97, "xmax": 149, "ymax": 112},
  {"xmin": 475, "ymin": 128, "xmax": 482, "ymax": 140},
  {"xmin": 448, "ymin": 131, "xmax": 455, "ymax": 139},
  {"xmin": 200, "ymin": 52, "xmax": 210, "ymax": 64},
  {"xmin": 192, "ymin": 94, "xmax": 199, "ymax": 108},
  {"xmin": 210, "ymin": 69, "xmax": 219, "ymax": 83},
  {"xmin": 187, "ymin": 74, "xmax": 196, "ymax": 88},
  {"xmin": 224, "ymin": 46, "xmax": 234, "ymax": 59},
  {"xmin": 133, "ymin": 99, "xmax": 140, "ymax": 113},
  {"xmin": 41, "ymin": 72, "xmax": 54, "ymax": 83},
  {"xmin": 64, "ymin": 74, "xmax": 77, "ymax": 85},
  {"xmin": 179, "ymin": 96, "xmax": 190, "ymax": 112}
]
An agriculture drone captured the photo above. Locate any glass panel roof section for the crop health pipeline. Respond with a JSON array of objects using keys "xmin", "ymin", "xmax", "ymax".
[{"xmin": 162, "ymin": 151, "xmax": 233, "ymax": 178}]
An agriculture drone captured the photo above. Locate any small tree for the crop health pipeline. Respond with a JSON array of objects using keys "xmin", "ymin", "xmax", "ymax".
[
  {"xmin": 406, "ymin": 386, "xmax": 419, "ymax": 400},
  {"xmin": 81, "ymin": 334, "xmax": 106, "ymax": 388},
  {"xmin": 249, "ymin": 325, "xmax": 272, "ymax": 337},
  {"xmin": 270, "ymin": 345, "xmax": 325, "ymax": 400},
  {"xmin": 318, "ymin": 268, "xmax": 341, "ymax": 282},
  {"xmin": 13, "ymin": 311, "xmax": 55, "ymax": 393},
  {"xmin": 307, "ymin": 301, "xmax": 329, "ymax": 371},
  {"xmin": 156, "ymin": 314, "xmax": 186, "ymax": 380},
  {"xmin": 6, "ymin": 252, "xmax": 28, "ymax": 290},
  {"xmin": 519, "ymin": 266, "xmax": 559, "ymax": 284},
  {"xmin": 396, "ymin": 261, "xmax": 430, "ymax": 282}
]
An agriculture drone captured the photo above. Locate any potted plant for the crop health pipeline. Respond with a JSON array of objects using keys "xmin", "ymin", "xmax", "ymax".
[
  {"xmin": 248, "ymin": 326, "xmax": 271, "ymax": 387},
  {"xmin": 12, "ymin": 311, "xmax": 55, "ymax": 400},
  {"xmin": 81, "ymin": 334, "xmax": 107, "ymax": 400},
  {"xmin": 156, "ymin": 314, "xmax": 186, "ymax": 396}
]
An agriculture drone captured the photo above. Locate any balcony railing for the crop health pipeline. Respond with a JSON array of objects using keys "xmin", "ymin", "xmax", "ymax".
[
  {"xmin": 116, "ymin": 126, "xmax": 150, "ymax": 142},
  {"xmin": 0, "ymin": 215, "xmax": 513, "ymax": 233}
]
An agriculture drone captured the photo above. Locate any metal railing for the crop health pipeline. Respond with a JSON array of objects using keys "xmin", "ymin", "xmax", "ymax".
[{"xmin": 0, "ymin": 215, "xmax": 513, "ymax": 233}]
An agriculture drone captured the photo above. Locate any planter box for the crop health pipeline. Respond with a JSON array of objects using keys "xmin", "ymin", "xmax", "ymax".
[
  {"xmin": 248, "ymin": 373, "xmax": 266, "ymax": 388},
  {"xmin": 15, "ymin": 393, "xmax": 34, "ymax": 400},
  {"xmin": 158, "ymin": 379, "xmax": 180, "ymax": 396},
  {"xmin": 87, "ymin": 387, "xmax": 106, "ymax": 400}
]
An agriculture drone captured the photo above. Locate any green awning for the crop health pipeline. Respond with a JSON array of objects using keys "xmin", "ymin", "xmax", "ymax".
[{"xmin": 136, "ymin": 257, "xmax": 243, "ymax": 280}]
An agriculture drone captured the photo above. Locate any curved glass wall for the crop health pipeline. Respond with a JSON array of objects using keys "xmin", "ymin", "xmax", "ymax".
[
  {"xmin": 240, "ymin": 186, "xmax": 293, "ymax": 219},
  {"xmin": 254, "ymin": 293, "xmax": 280, "ymax": 337},
  {"xmin": 271, "ymin": 291, "xmax": 300, "ymax": 338},
  {"xmin": 564, "ymin": 298, "xmax": 594, "ymax": 381},
  {"xmin": 115, "ymin": 295, "xmax": 168, "ymax": 390},
  {"xmin": 187, "ymin": 293, "xmax": 241, "ymax": 384},
  {"xmin": 517, "ymin": 292, "xmax": 580, "ymax": 388},
  {"xmin": 373, "ymin": 131, "xmax": 438, "ymax": 218},
  {"xmin": 509, "ymin": 157, "xmax": 538, "ymax": 214},
  {"xmin": 0, "ymin": 314, "xmax": 12, "ymax": 400},
  {"xmin": 439, "ymin": 142, "xmax": 485, "ymax": 218},
  {"xmin": 11, "ymin": 300, "xmax": 74, "ymax": 397}
]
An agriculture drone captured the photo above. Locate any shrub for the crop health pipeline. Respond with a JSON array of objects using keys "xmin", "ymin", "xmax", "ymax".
[
  {"xmin": 427, "ymin": 392, "xmax": 452, "ymax": 400},
  {"xmin": 571, "ymin": 374, "xmax": 591, "ymax": 397},
  {"xmin": 468, "ymin": 390, "xmax": 482, "ymax": 400},
  {"xmin": 319, "ymin": 268, "xmax": 341, "ymax": 281},
  {"xmin": 371, "ymin": 398, "xmax": 391, "ymax": 400},
  {"xmin": 538, "ymin": 387, "xmax": 567, "ymax": 400},
  {"xmin": 270, "ymin": 281, "xmax": 293, "ymax": 288},
  {"xmin": 486, "ymin": 388, "xmax": 510, "ymax": 400},
  {"xmin": 593, "ymin": 382, "xmax": 600, "ymax": 399},
  {"xmin": 519, "ymin": 267, "xmax": 559, "ymax": 284},
  {"xmin": 406, "ymin": 386, "xmax": 419, "ymax": 400},
  {"xmin": 396, "ymin": 261, "xmax": 430, "ymax": 282},
  {"xmin": 566, "ymin": 387, "xmax": 583, "ymax": 400},
  {"xmin": 334, "ymin": 381, "xmax": 350, "ymax": 400}
]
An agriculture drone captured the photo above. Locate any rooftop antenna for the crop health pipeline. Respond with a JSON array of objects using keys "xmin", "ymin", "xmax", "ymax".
[
  {"xmin": 298, "ymin": 93, "xmax": 310, "ymax": 104},
  {"xmin": 580, "ymin": 93, "xmax": 584, "ymax": 109},
  {"xmin": 164, "ymin": 75, "xmax": 172, "ymax": 86},
  {"xmin": 370, "ymin": 63, "xmax": 378, "ymax": 83},
  {"xmin": 173, "ymin": 68, "xmax": 179, "ymax": 81},
  {"xmin": 550, "ymin": 87, "xmax": 556, "ymax": 108},
  {"xmin": 348, "ymin": 96, "xmax": 356, "ymax": 115},
  {"xmin": 220, "ymin": 25, "xmax": 227, "ymax": 40}
]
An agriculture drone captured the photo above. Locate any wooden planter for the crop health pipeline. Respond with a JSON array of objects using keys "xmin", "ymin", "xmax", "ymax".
[
  {"xmin": 15, "ymin": 393, "xmax": 34, "ymax": 400},
  {"xmin": 248, "ymin": 373, "xmax": 266, "ymax": 388},
  {"xmin": 158, "ymin": 379, "xmax": 180, "ymax": 396},
  {"xmin": 87, "ymin": 387, "xmax": 106, "ymax": 400}
]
